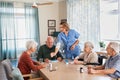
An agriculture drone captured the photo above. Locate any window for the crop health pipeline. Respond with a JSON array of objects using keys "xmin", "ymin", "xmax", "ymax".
[
  {"xmin": 0, "ymin": 2, "xmax": 39, "ymax": 60},
  {"xmin": 100, "ymin": 0, "xmax": 120, "ymax": 41}
]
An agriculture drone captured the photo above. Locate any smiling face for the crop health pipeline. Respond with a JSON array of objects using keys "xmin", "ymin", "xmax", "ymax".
[
  {"xmin": 84, "ymin": 42, "xmax": 93, "ymax": 54},
  {"xmin": 106, "ymin": 44, "xmax": 114, "ymax": 56},
  {"xmin": 46, "ymin": 36, "xmax": 54, "ymax": 48},
  {"xmin": 59, "ymin": 22, "xmax": 70, "ymax": 33},
  {"xmin": 59, "ymin": 25, "xmax": 66, "ymax": 32},
  {"xmin": 84, "ymin": 45, "xmax": 92, "ymax": 54},
  {"xmin": 30, "ymin": 45, "xmax": 37, "ymax": 53}
]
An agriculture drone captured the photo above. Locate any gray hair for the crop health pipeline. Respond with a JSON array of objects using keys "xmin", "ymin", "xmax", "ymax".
[
  {"xmin": 109, "ymin": 42, "xmax": 120, "ymax": 53},
  {"xmin": 26, "ymin": 40, "xmax": 38, "ymax": 50},
  {"xmin": 46, "ymin": 36, "xmax": 54, "ymax": 41},
  {"xmin": 84, "ymin": 41, "xmax": 94, "ymax": 49}
]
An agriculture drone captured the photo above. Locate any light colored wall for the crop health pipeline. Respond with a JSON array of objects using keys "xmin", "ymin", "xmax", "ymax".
[
  {"xmin": 38, "ymin": 1, "xmax": 67, "ymax": 45},
  {"xmin": 59, "ymin": 1, "xmax": 67, "ymax": 22},
  {"xmin": 38, "ymin": 0, "xmax": 67, "ymax": 45},
  {"xmin": 38, "ymin": 2, "xmax": 59, "ymax": 45}
]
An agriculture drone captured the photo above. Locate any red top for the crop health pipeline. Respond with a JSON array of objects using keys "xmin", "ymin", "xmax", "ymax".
[{"xmin": 18, "ymin": 51, "xmax": 42, "ymax": 75}]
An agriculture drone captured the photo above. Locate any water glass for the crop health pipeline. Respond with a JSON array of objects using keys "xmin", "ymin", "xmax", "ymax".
[{"xmin": 39, "ymin": 58, "xmax": 43, "ymax": 63}]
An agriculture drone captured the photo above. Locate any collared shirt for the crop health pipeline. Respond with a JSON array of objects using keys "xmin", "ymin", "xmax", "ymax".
[
  {"xmin": 37, "ymin": 45, "xmax": 63, "ymax": 61},
  {"xmin": 57, "ymin": 29, "xmax": 80, "ymax": 56},
  {"xmin": 105, "ymin": 53, "xmax": 120, "ymax": 78}
]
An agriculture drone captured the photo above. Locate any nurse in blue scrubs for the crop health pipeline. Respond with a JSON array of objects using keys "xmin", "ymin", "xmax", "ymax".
[{"xmin": 51, "ymin": 22, "xmax": 81, "ymax": 59}]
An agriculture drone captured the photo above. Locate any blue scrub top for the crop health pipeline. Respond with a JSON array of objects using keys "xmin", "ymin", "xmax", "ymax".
[{"xmin": 57, "ymin": 29, "xmax": 81, "ymax": 59}]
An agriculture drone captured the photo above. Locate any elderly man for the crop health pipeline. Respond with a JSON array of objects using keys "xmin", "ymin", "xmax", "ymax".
[
  {"xmin": 37, "ymin": 36, "xmax": 63, "ymax": 63},
  {"xmin": 88, "ymin": 42, "xmax": 120, "ymax": 79}
]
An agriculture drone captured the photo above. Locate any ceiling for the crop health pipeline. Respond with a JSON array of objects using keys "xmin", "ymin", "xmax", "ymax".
[{"xmin": 0, "ymin": 0, "xmax": 65, "ymax": 3}]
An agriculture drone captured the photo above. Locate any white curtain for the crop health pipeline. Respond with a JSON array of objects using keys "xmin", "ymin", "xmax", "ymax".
[
  {"xmin": 67, "ymin": 0, "xmax": 100, "ymax": 51},
  {"xmin": 0, "ymin": 2, "xmax": 40, "ymax": 60},
  {"xmin": 118, "ymin": 0, "xmax": 120, "ymax": 38}
]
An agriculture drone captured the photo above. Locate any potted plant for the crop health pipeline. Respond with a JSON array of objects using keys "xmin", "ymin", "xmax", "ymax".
[
  {"xmin": 99, "ymin": 41, "xmax": 105, "ymax": 48},
  {"xmin": 99, "ymin": 41, "xmax": 106, "ymax": 51}
]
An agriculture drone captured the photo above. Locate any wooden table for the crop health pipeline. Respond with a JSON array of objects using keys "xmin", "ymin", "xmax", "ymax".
[{"xmin": 39, "ymin": 61, "xmax": 113, "ymax": 80}]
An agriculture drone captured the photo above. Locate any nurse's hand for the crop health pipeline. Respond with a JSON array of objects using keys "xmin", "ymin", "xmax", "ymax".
[
  {"xmin": 70, "ymin": 44, "xmax": 75, "ymax": 50},
  {"xmin": 50, "ymin": 52, "xmax": 56, "ymax": 57}
]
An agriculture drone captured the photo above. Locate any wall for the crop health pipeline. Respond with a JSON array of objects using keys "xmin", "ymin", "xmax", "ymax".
[
  {"xmin": 38, "ymin": 2, "xmax": 59, "ymax": 45},
  {"xmin": 59, "ymin": 1, "xmax": 67, "ymax": 23},
  {"xmin": 38, "ymin": 1, "xmax": 67, "ymax": 45},
  {"xmin": 2, "ymin": 0, "xmax": 67, "ymax": 45}
]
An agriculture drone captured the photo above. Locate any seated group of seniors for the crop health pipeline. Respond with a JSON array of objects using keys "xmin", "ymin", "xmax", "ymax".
[{"xmin": 17, "ymin": 36, "xmax": 120, "ymax": 80}]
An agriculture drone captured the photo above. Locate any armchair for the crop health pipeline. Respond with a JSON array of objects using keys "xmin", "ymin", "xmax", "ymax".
[
  {"xmin": 1, "ymin": 59, "xmax": 43, "ymax": 80},
  {"xmin": 12, "ymin": 67, "xmax": 43, "ymax": 80}
]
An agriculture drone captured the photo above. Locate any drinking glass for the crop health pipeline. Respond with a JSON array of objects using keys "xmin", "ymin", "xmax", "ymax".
[{"xmin": 39, "ymin": 58, "xmax": 43, "ymax": 63}]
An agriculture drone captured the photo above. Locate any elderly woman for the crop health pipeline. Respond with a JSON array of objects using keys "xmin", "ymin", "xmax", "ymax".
[
  {"xmin": 88, "ymin": 42, "xmax": 120, "ymax": 79},
  {"xmin": 74, "ymin": 41, "xmax": 98, "ymax": 64},
  {"xmin": 18, "ymin": 40, "xmax": 47, "ymax": 80}
]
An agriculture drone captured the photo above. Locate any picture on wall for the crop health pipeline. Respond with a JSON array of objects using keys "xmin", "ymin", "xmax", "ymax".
[
  {"xmin": 48, "ymin": 28, "xmax": 56, "ymax": 36},
  {"xmin": 61, "ymin": 19, "xmax": 67, "ymax": 23},
  {"xmin": 48, "ymin": 20, "xmax": 56, "ymax": 27}
]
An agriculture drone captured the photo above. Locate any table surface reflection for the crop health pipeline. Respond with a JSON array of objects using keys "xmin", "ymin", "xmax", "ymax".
[{"xmin": 39, "ymin": 61, "xmax": 113, "ymax": 80}]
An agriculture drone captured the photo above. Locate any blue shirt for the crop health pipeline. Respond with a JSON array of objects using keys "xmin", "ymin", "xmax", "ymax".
[
  {"xmin": 57, "ymin": 29, "xmax": 80, "ymax": 58},
  {"xmin": 105, "ymin": 53, "xmax": 120, "ymax": 78}
]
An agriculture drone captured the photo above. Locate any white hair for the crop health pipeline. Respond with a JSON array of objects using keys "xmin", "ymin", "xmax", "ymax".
[
  {"xmin": 26, "ymin": 40, "xmax": 38, "ymax": 50},
  {"xmin": 84, "ymin": 41, "xmax": 94, "ymax": 49},
  {"xmin": 109, "ymin": 42, "xmax": 120, "ymax": 53}
]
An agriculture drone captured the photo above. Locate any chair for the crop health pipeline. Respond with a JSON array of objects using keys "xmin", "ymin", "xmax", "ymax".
[
  {"xmin": 1, "ymin": 59, "xmax": 43, "ymax": 80},
  {"xmin": 12, "ymin": 67, "xmax": 43, "ymax": 80},
  {"xmin": 85, "ymin": 62, "xmax": 100, "ymax": 65},
  {"xmin": 78, "ymin": 58, "xmax": 100, "ymax": 66},
  {"xmin": 98, "ymin": 54, "xmax": 107, "ymax": 65},
  {"xmin": 0, "ymin": 63, "xmax": 8, "ymax": 80},
  {"xmin": 1, "ymin": 59, "xmax": 13, "ymax": 80}
]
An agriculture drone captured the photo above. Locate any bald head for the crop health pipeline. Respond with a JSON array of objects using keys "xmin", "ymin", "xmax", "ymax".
[
  {"xmin": 46, "ymin": 36, "xmax": 54, "ymax": 48},
  {"xmin": 47, "ymin": 36, "xmax": 54, "ymax": 41}
]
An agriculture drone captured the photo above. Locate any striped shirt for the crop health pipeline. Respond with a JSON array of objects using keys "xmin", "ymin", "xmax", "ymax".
[{"xmin": 105, "ymin": 53, "xmax": 120, "ymax": 78}]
